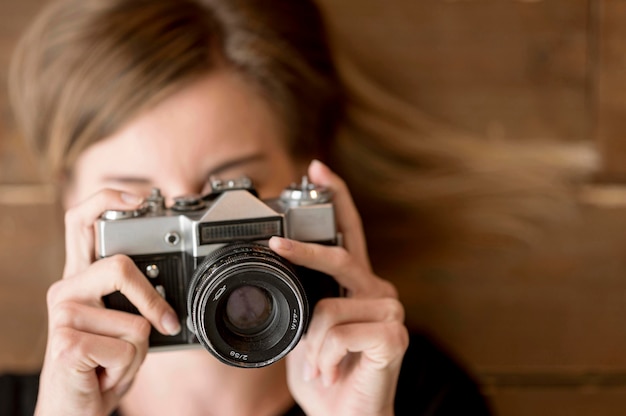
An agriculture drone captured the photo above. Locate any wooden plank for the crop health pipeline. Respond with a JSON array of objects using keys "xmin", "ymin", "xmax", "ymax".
[
  {"xmin": 0, "ymin": 0, "xmax": 49, "ymax": 184},
  {"xmin": 319, "ymin": 0, "xmax": 590, "ymax": 142},
  {"xmin": 7, "ymin": 3, "xmax": 626, "ymax": 415},
  {"xmin": 486, "ymin": 386, "xmax": 626, "ymax": 416},
  {"xmin": 594, "ymin": 0, "xmax": 626, "ymax": 180},
  {"xmin": 391, "ymin": 203, "xmax": 626, "ymax": 371},
  {"xmin": 0, "ymin": 204, "xmax": 63, "ymax": 372}
]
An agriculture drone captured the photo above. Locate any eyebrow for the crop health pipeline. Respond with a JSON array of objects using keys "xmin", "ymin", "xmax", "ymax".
[
  {"xmin": 209, "ymin": 153, "xmax": 265, "ymax": 176},
  {"xmin": 102, "ymin": 153, "xmax": 266, "ymax": 184},
  {"xmin": 102, "ymin": 176, "xmax": 151, "ymax": 184}
]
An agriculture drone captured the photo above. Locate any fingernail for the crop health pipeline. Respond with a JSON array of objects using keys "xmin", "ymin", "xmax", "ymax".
[
  {"xmin": 121, "ymin": 192, "xmax": 143, "ymax": 205},
  {"xmin": 270, "ymin": 236, "xmax": 293, "ymax": 251},
  {"xmin": 310, "ymin": 159, "xmax": 330, "ymax": 173},
  {"xmin": 161, "ymin": 311, "xmax": 181, "ymax": 336}
]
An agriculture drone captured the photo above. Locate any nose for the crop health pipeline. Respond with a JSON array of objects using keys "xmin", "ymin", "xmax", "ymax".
[{"xmin": 159, "ymin": 181, "xmax": 207, "ymax": 208}]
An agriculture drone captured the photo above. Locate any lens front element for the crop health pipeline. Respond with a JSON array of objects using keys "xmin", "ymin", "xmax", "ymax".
[
  {"xmin": 225, "ymin": 285, "xmax": 274, "ymax": 335},
  {"xmin": 188, "ymin": 243, "xmax": 308, "ymax": 368}
]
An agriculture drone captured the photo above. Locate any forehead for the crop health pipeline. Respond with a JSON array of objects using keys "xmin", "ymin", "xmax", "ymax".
[{"xmin": 73, "ymin": 71, "xmax": 287, "ymax": 180}]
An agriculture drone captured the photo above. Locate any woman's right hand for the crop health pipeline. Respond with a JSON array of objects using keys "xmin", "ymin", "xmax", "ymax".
[{"xmin": 36, "ymin": 190, "xmax": 181, "ymax": 416}]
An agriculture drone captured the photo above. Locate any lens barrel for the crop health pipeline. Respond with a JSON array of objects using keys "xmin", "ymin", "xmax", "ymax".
[{"xmin": 187, "ymin": 243, "xmax": 308, "ymax": 368}]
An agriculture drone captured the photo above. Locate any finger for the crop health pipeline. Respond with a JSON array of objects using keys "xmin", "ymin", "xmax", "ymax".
[
  {"xmin": 50, "ymin": 301, "xmax": 151, "ymax": 389},
  {"xmin": 304, "ymin": 297, "xmax": 404, "ymax": 370},
  {"xmin": 308, "ymin": 160, "xmax": 370, "ymax": 270},
  {"xmin": 64, "ymin": 189, "xmax": 144, "ymax": 278},
  {"xmin": 48, "ymin": 256, "xmax": 181, "ymax": 336},
  {"xmin": 47, "ymin": 327, "xmax": 137, "ymax": 393},
  {"xmin": 50, "ymin": 301, "xmax": 152, "ymax": 342},
  {"xmin": 314, "ymin": 321, "xmax": 409, "ymax": 387},
  {"xmin": 269, "ymin": 237, "xmax": 396, "ymax": 298}
]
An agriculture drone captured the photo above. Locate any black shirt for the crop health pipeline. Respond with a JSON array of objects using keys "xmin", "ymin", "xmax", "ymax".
[{"xmin": 0, "ymin": 332, "xmax": 491, "ymax": 416}]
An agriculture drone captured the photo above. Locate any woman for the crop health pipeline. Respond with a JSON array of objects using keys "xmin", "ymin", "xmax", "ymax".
[{"xmin": 5, "ymin": 0, "xmax": 492, "ymax": 414}]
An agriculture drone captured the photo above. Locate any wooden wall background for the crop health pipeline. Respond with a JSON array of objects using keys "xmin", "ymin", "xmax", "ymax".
[{"xmin": 3, "ymin": 0, "xmax": 626, "ymax": 415}]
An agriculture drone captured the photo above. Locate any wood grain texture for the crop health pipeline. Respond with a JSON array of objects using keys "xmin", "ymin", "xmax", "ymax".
[
  {"xmin": 594, "ymin": 0, "xmax": 626, "ymax": 180},
  {"xmin": 318, "ymin": 0, "xmax": 591, "ymax": 142},
  {"xmin": 2, "ymin": 0, "xmax": 626, "ymax": 414},
  {"xmin": 396, "ymin": 204, "xmax": 626, "ymax": 370},
  {"xmin": 0, "ymin": 0, "xmax": 48, "ymax": 184},
  {"xmin": 0, "ymin": 204, "xmax": 63, "ymax": 372}
]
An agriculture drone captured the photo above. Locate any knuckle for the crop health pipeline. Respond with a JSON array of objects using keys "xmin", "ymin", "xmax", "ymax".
[
  {"xmin": 325, "ymin": 326, "xmax": 347, "ymax": 353},
  {"xmin": 312, "ymin": 298, "xmax": 341, "ymax": 328},
  {"xmin": 119, "ymin": 340, "xmax": 138, "ymax": 362},
  {"xmin": 378, "ymin": 279, "xmax": 399, "ymax": 299},
  {"xmin": 50, "ymin": 301, "xmax": 79, "ymax": 329},
  {"xmin": 385, "ymin": 322, "xmax": 410, "ymax": 353},
  {"xmin": 331, "ymin": 247, "xmax": 353, "ymax": 272},
  {"xmin": 380, "ymin": 298, "xmax": 405, "ymax": 323},
  {"xmin": 46, "ymin": 280, "xmax": 66, "ymax": 307},
  {"xmin": 313, "ymin": 298, "xmax": 339, "ymax": 318},
  {"xmin": 135, "ymin": 336, "xmax": 150, "ymax": 360},
  {"xmin": 108, "ymin": 254, "xmax": 136, "ymax": 277},
  {"xmin": 48, "ymin": 327, "xmax": 81, "ymax": 362},
  {"xmin": 106, "ymin": 255, "xmax": 141, "ymax": 292},
  {"xmin": 131, "ymin": 316, "xmax": 153, "ymax": 340}
]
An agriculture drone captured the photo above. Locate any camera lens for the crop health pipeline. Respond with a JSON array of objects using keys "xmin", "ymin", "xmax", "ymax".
[
  {"xmin": 187, "ymin": 243, "xmax": 308, "ymax": 368},
  {"xmin": 225, "ymin": 285, "xmax": 274, "ymax": 335}
]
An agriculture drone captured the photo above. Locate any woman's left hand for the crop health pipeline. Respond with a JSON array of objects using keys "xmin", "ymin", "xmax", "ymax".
[{"xmin": 270, "ymin": 160, "xmax": 409, "ymax": 416}]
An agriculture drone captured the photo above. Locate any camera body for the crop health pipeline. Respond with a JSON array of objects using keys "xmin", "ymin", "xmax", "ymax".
[{"xmin": 94, "ymin": 177, "xmax": 340, "ymax": 368}]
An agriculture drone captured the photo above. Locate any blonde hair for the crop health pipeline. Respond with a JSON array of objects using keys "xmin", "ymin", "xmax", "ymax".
[
  {"xmin": 9, "ymin": 0, "xmax": 341, "ymax": 178},
  {"xmin": 330, "ymin": 56, "xmax": 597, "ymax": 268},
  {"xmin": 10, "ymin": 0, "xmax": 596, "ymax": 273}
]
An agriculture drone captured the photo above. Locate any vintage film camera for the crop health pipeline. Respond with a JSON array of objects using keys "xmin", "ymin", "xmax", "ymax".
[{"xmin": 95, "ymin": 177, "xmax": 341, "ymax": 368}]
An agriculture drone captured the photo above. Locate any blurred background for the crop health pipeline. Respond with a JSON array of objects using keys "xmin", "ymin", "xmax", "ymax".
[{"xmin": 3, "ymin": 0, "xmax": 626, "ymax": 415}]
